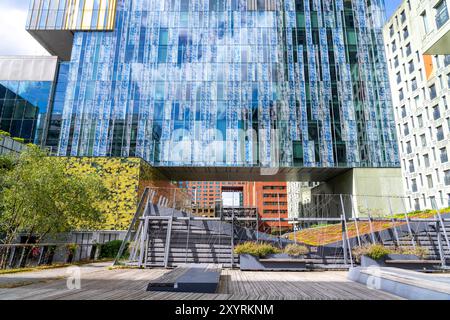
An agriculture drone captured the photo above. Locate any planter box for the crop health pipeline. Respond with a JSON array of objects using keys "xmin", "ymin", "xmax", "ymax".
[
  {"xmin": 360, "ymin": 254, "xmax": 440, "ymax": 271},
  {"xmin": 239, "ymin": 254, "xmax": 307, "ymax": 271}
]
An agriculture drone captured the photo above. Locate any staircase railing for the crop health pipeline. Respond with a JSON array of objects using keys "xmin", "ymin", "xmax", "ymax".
[{"xmin": 113, "ymin": 187, "xmax": 151, "ymax": 266}]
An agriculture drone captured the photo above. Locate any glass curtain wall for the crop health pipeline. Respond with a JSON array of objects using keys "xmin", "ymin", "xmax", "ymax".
[
  {"xmin": 57, "ymin": 0, "xmax": 399, "ymax": 169},
  {"xmin": 0, "ymin": 81, "xmax": 52, "ymax": 144}
]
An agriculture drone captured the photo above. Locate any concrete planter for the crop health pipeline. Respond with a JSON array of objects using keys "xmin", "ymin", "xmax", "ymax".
[
  {"xmin": 385, "ymin": 254, "xmax": 419, "ymax": 261},
  {"xmin": 239, "ymin": 254, "xmax": 307, "ymax": 271},
  {"xmin": 361, "ymin": 254, "xmax": 438, "ymax": 271}
]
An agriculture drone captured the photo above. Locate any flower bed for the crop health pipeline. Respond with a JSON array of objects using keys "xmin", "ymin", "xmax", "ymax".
[{"xmin": 286, "ymin": 209, "xmax": 449, "ymax": 246}]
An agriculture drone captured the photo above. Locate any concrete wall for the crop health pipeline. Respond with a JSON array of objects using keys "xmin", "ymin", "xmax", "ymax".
[{"xmin": 311, "ymin": 168, "xmax": 405, "ymax": 218}]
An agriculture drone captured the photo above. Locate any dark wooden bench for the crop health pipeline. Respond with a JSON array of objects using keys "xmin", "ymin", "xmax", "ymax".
[{"xmin": 147, "ymin": 264, "xmax": 221, "ymax": 293}]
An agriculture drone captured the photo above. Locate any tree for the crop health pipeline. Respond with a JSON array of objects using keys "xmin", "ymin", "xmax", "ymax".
[{"xmin": 0, "ymin": 147, "xmax": 109, "ymax": 251}]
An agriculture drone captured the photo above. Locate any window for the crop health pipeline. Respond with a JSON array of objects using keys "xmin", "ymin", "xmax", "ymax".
[
  {"xmin": 405, "ymin": 43, "xmax": 412, "ymax": 57},
  {"xmin": 403, "ymin": 27, "xmax": 409, "ymax": 39},
  {"xmin": 427, "ymin": 175, "xmax": 433, "ymax": 188},
  {"xmin": 429, "ymin": 84, "xmax": 437, "ymax": 100},
  {"xmin": 421, "ymin": 11, "xmax": 429, "ymax": 34},
  {"xmin": 424, "ymin": 154, "xmax": 430, "ymax": 167},
  {"xmin": 437, "ymin": 125, "xmax": 444, "ymax": 141},
  {"xmin": 409, "ymin": 159, "xmax": 415, "ymax": 173},
  {"xmin": 418, "ymin": 114, "xmax": 424, "ymax": 127},
  {"xmin": 399, "ymin": 88, "xmax": 404, "ymax": 101},
  {"xmin": 412, "ymin": 179, "xmax": 418, "ymax": 192},
  {"xmin": 411, "ymin": 78, "xmax": 417, "ymax": 91},
  {"xmin": 406, "ymin": 141, "xmax": 412, "ymax": 154},
  {"xmin": 433, "ymin": 105, "xmax": 441, "ymax": 120},
  {"xmin": 408, "ymin": 60, "xmax": 414, "ymax": 73},
  {"xmin": 396, "ymin": 72, "xmax": 402, "ymax": 84},
  {"xmin": 441, "ymin": 147, "xmax": 448, "ymax": 163},
  {"xmin": 403, "ymin": 123, "xmax": 409, "ymax": 136},
  {"xmin": 401, "ymin": 106, "xmax": 407, "ymax": 118},
  {"xmin": 401, "ymin": 10, "xmax": 406, "ymax": 24},
  {"xmin": 445, "ymin": 55, "xmax": 450, "ymax": 67},
  {"xmin": 445, "ymin": 170, "xmax": 450, "ymax": 186},
  {"xmin": 414, "ymin": 198, "xmax": 420, "ymax": 210},
  {"xmin": 420, "ymin": 133, "xmax": 426, "ymax": 147},
  {"xmin": 436, "ymin": 0, "xmax": 449, "ymax": 29}
]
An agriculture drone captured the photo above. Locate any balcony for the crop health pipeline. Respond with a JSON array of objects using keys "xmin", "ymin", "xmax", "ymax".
[{"xmin": 423, "ymin": 3, "xmax": 450, "ymax": 54}]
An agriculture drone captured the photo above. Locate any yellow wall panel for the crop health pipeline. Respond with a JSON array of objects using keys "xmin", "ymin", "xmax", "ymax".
[
  {"xmin": 29, "ymin": 0, "xmax": 116, "ymax": 31},
  {"xmin": 82, "ymin": 0, "xmax": 94, "ymax": 30}
]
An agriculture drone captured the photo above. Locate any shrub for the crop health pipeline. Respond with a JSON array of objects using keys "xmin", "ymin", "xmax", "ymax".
[
  {"xmin": 397, "ymin": 246, "xmax": 429, "ymax": 259},
  {"xmin": 234, "ymin": 242, "xmax": 281, "ymax": 258},
  {"xmin": 66, "ymin": 243, "xmax": 78, "ymax": 255},
  {"xmin": 12, "ymin": 137, "xmax": 25, "ymax": 144},
  {"xmin": 99, "ymin": 240, "xmax": 129, "ymax": 259},
  {"xmin": 0, "ymin": 130, "xmax": 10, "ymax": 137},
  {"xmin": 284, "ymin": 244, "xmax": 309, "ymax": 257},
  {"xmin": 352, "ymin": 244, "xmax": 392, "ymax": 262}
]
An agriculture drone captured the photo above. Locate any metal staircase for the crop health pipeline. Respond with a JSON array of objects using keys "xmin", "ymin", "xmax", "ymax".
[
  {"xmin": 145, "ymin": 217, "xmax": 238, "ymax": 268},
  {"xmin": 382, "ymin": 222, "xmax": 450, "ymax": 263}
]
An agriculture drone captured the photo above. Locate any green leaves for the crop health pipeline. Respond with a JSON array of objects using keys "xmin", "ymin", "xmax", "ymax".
[{"xmin": 0, "ymin": 147, "xmax": 109, "ymax": 244}]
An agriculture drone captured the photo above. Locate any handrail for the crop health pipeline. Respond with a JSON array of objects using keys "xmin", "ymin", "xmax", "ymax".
[{"xmin": 113, "ymin": 187, "xmax": 150, "ymax": 265}]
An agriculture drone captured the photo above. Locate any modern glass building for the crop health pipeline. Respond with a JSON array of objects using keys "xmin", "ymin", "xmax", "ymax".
[
  {"xmin": 26, "ymin": 0, "xmax": 399, "ymax": 171},
  {"xmin": 0, "ymin": 56, "xmax": 58, "ymax": 145}
]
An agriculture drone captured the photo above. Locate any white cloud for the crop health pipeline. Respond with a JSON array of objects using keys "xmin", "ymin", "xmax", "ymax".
[{"xmin": 0, "ymin": 6, "xmax": 49, "ymax": 56}]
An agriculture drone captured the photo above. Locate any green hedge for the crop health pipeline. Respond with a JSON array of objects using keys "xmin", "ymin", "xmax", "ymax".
[
  {"xmin": 234, "ymin": 242, "xmax": 281, "ymax": 258},
  {"xmin": 99, "ymin": 240, "xmax": 129, "ymax": 259}
]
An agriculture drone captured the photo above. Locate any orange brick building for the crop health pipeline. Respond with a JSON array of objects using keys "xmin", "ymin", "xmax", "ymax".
[{"xmin": 180, "ymin": 181, "xmax": 291, "ymax": 234}]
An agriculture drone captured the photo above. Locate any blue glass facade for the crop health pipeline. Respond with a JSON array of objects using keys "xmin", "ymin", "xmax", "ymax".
[
  {"xmin": 0, "ymin": 80, "xmax": 52, "ymax": 144},
  {"xmin": 54, "ymin": 0, "xmax": 399, "ymax": 169},
  {"xmin": 45, "ymin": 62, "xmax": 70, "ymax": 151}
]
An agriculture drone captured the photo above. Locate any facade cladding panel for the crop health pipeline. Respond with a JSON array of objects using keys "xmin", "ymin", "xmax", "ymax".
[
  {"xmin": 27, "ymin": 0, "xmax": 117, "ymax": 31},
  {"xmin": 54, "ymin": 0, "xmax": 399, "ymax": 169}
]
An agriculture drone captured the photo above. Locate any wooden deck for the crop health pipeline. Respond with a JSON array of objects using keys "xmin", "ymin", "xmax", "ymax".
[{"xmin": 0, "ymin": 263, "xmax": 400, "ymax": 300}]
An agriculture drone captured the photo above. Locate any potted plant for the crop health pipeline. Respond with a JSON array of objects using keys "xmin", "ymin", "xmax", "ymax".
[
  {"xmin": 353, "ymin": 244, "xmax": 433, "ymax": 269},
  {"xmin": 352, "ymin": 244, "xmax": 392, "ymax": 267},
  {"xmin": 284, "ymin": 244, "xmax": 309, "ymax": 259},
  {"xmin": 235, "ymin": 242, "xmax": 307, "ymax": 271}
]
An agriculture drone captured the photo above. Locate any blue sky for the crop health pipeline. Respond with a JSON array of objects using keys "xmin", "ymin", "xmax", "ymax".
[
  {"xmin": 0, "ymin": 0, "xmax": 403, "ymax": 56},
  {"xmin": 0, "ymin": 0, "xmax": 48, "ymax": 55},
  {"xmin": 386, "ymin": 0, "xmax": 403, "ymax": 19}
]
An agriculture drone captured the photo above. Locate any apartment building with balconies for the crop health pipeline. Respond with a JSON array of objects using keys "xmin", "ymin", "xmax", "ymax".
[{"xmin": 384, "ymin": 0, "xmax": 450, "ymax": 211}]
